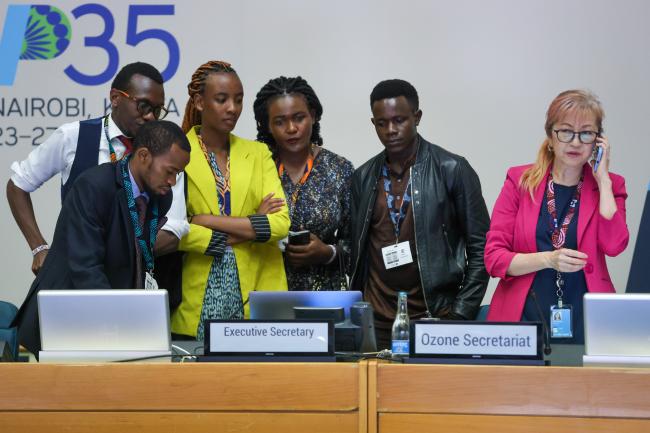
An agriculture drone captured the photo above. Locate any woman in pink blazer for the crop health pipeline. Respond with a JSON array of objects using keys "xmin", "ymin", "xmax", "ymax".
[{"xmin": 485, "ymin": 90, "xmax": 628, "ymax": 343}]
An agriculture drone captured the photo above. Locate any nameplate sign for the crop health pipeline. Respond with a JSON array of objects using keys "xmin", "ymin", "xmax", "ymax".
[
  {"xmin": 205, "ymin": 320, "xmax": 334, "ymax": 356},
  {"xmin": 411, "ymin": 321, "xmax": 541, "ymax": 358}
]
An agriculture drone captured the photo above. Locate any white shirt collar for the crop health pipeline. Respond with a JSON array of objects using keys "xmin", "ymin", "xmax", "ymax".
[{"xmin": 107, "ymin": 113, "xmax": 128, "ymax": 141}]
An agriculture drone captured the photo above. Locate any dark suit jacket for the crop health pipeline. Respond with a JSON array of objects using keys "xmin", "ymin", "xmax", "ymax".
[{"xmin": 13, "ymin": 162, "xmax": 173, "ymax": 356}]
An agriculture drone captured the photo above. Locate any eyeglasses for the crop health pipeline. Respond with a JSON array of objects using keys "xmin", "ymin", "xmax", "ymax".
[
  {"xmin": 553, "ymin": 129, "xmax": 599, "ymax": 144},
  {"xmin": 114, "ymin": 89, "xmax": 169, "ymax": 120}
]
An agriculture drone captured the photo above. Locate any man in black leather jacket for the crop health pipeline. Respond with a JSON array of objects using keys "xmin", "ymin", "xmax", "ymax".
[{"xmin": 350, "ymin": 79, "xmax": 490, "ymax": 348}]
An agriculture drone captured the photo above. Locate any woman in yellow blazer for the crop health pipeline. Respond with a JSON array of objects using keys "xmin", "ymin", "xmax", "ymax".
[{"xmin": 172, "ymin": 60, "xmax": 289, "ymax": 340}]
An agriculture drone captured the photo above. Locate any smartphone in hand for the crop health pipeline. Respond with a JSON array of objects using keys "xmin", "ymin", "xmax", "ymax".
[
  {"xmin": 592, "ymin": 143, "xmax": 603, "ymax": 172},
  {"xmin": 288, "ymin": 230, "xmax": 310, "ymax": 245}
]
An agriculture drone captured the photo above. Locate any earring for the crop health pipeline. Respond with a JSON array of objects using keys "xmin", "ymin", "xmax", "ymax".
[{"xmin": 547, "ymin": 145, "xmax": 553, "ymax": 153}]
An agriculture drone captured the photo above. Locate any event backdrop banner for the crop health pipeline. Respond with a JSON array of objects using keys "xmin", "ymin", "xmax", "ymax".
[
  {"xmin": 1, "ymin": 2, "xmax": 187, "ymax": 138},
  {"xmin": 0, "ymin": 1, "xmax": 245, "ymax": 307}
]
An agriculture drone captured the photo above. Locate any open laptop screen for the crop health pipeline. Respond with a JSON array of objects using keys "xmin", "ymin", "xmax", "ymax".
[
  {"xmin": 37, "ymin": 289, "xmax": 171, "ymax": 351},
  {"xmin": 584, "ymin": 293, "xmax": 650, "ymax": 357},
  {"xmin": 249, "ymin": 291, "xmax": 363, "ymax": 320}
]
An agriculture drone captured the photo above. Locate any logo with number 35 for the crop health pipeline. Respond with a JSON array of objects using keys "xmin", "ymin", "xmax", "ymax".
[{"xmin": 0, "ymin": 4, "xmax": 179, "ymax": 86}]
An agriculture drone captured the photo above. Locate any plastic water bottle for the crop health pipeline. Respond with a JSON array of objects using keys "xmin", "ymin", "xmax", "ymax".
[{"xmin": 391, "ymin": 292, "xmax": 410, "ymax": 357}]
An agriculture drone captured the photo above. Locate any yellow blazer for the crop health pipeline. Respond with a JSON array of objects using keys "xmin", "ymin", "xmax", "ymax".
[{"xmin": 171, "ymin": 127, "xmax": 289, "ymax": 337}]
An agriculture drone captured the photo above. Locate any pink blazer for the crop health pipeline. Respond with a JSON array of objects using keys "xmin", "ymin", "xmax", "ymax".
[{"xmin": 485, "ymin": 164, "xmax": 629, "ymax": 322}]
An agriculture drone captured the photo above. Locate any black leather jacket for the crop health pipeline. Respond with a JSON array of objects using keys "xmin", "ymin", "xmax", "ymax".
[{"xmin": 350, "ymin": 136, "xmax": 490, "ymax": 320}]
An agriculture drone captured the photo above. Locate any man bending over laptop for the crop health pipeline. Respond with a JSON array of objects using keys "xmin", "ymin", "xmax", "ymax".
[{"xmin": 13, "ymin": 120, "xmax": 191, "ymax": 356}]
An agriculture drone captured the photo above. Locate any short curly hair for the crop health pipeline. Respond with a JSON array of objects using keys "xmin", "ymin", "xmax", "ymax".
[{"xmin": 370, "ymin": 79, "xmax": 419, "ymax": 112}]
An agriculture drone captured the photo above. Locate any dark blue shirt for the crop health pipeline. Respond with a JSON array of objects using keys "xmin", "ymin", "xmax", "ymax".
[{"xmin": 521, "ymin": 183, "xmax": 588, "ymax": 344}]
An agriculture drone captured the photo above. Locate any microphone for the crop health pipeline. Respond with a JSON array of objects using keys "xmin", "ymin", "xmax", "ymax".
[
  {"xmin": 350, "ymin": 302, "xmax": 377, "ymax": 353},
  {"xmin": 530, "ymin": 291, "xmax": 552, "ymax": 356}
]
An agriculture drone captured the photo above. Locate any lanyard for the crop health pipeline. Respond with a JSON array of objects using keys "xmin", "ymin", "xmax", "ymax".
[
  {"xmin": 545, "ymin": 172, "xmax": 582, "ymax": 306},
  {"xmin": 278, "ymin": 151, "xmax": 314, "ymax": 219},
  {"xmin": 103, "ymin": 116, "xmax": 120, "ymax": 163},
  {"xmin": 382, "ymin": 164, "xmax": 412, "ymax": 242},
  {"xmin": 119, "ymin": 157, "xmax": 158, "ymax": 273},
  {"xmin": 198, "ymin": 135, "xmax": 231, "ymax": 216},
  {"xmin": 545, "ymin": 173, "xmax": 583, "ymax": 249}
]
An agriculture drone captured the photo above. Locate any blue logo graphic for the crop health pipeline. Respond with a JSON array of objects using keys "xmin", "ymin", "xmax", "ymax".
[
  {"xmin": 0, "ymin": 5, "xmax": 71, "ymax": 85},
  {"xmin": 22, "ymin": 6, "xmax": 72, "ymax": 60},
  {"xmin": 0, "ymin": 3, "xmax": 179, "ymax": 86}
]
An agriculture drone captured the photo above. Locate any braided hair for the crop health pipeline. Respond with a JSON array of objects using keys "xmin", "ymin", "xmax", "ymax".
[
  {"xmin": 253, "ymin": 76, "xmax": 323, "ymax": 153},
  {"xmin": 181, "ymin": 60, "xmax": 237, "ymax": 133}
]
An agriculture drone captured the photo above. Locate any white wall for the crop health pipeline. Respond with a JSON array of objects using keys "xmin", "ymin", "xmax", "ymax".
[{"xmin": 1, "ymin": 0, "xmax": 648, "ymax": 307}]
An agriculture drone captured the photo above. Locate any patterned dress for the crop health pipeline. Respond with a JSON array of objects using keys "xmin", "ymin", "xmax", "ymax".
[
  {"xmin": 279, "ymin": 148, "xmax": 354, "ymax": 291},
  {"xmin": 196, "ymin": 151, "xmax": 243, "ymax": 341}
]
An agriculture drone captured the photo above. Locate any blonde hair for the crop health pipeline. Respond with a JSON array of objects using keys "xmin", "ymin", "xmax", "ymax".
[{"xmin": 520, "ymin": 89, "xmax": 604, "ymax": 197}]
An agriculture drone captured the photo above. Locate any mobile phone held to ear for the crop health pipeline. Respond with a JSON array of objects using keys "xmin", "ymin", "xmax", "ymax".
[
  {"xmin": 288, "ymin": 230, "xmax": 310, "ymax": 245},
  {"xmin": 593, "ymin": 144, "xmax": 603, "ymax": 172}
]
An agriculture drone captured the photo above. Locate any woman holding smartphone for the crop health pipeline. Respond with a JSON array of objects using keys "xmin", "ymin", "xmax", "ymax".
[
  {"xmin": 484, "ymin": 89, "xmax": 628, "ymax": 344},
  {"xmin": 253, "ymin": 76, "xmax": 354, "ymax": 291},
  {"xmin": 172, "ymin": 61, "xmax": 290, "ymax": 341}
]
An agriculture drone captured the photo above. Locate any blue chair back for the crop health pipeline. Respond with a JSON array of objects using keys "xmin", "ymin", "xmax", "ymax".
[{"xmin": 0, "ymin": 300, "xmax": 19, "ymax": 360}]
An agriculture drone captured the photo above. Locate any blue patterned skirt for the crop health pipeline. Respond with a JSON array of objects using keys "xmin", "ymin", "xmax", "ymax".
[{"xmin": 196, "ymin": 246, "xmax": 243, "ymax": 340}]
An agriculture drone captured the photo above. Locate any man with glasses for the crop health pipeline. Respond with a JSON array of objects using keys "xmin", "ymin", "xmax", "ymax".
[{"xmin": 7, "ymin": 62, "xmax": 188, "ymax": 275}]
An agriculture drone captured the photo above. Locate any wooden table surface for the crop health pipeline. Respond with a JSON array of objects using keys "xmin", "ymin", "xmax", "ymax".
[{"xmin": 2, "ymin": 359, "xmax": 650, "ymax": 433}]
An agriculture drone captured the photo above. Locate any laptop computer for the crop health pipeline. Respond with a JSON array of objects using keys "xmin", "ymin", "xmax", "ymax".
[
  {"xmin": 583, "ymin": 293, "xmax": 650, "ymax": 367},
  {"xmin": 37, "ymin": 289, "xmax": 172, "ymax": 362},
  {"xmin": 249, "ymin": 290, "xmax": 363, "ymax": 320}
]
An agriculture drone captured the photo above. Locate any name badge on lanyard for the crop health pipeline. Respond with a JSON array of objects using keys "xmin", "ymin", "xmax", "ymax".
[
  {"xmin": 550, "ymin": 303, "xmax": 573, "ymax": 338},
  {"xmin": 550, "ymin": 273, "xmax": 572, "ymax": 338},
  {"xmin": 145, "ymin": 271, "xmax": 159, "ymax": 290},
  {"xmin": 381, "ymin": 164, "xmax": 414, "ymax": 270},
  {"xmin": 119, "ymin": 157, "xmax": 158, "ymax": 285},
  {"xmin": 382, "ymin": 241, "xmax": 414, "ymax": 269},
  {"xmin": 545, "ymin": 175, "xmax": 581, "ymax": 339}
]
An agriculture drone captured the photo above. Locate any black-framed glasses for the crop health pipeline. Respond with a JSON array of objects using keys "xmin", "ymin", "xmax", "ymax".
[
  {"xmin": 553, "ymin": 129, "xmax": 599, "ymax": 144},
  {"xmin": 114, "ymin": 89, "xmax": 169, "ymax": 120}
]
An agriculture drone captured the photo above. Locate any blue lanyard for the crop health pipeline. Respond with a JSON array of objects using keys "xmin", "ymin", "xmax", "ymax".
[
  {"xmin": 119, "ymin": 157, "xmax": 158, "ymax": 272},
  {"xmin": 381, "ymin": 164, "xmax": 412, "ymax": 241}
]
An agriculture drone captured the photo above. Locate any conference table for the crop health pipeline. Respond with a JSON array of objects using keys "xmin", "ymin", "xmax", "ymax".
[
  {"xmin": 1, "ymin": 359, "xmax": 650, "ymax": 432},
  {"xmin": 0, "ymin": 361, "xmax": 367, "ymax": 433},
  {"xmin": 370, "ymin": 361, "xmax": 650, "ymax": 433}
]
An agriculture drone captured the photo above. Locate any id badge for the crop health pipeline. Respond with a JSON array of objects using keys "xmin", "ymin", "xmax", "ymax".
[
  {"xmin": 381, "ymin": 241, "xmax": 414, "ymax": 270},
  {"xmin": 144, "ymin": 272, "xmax": 159, "ymax": 290},
  {"xmin": 550, "ymin": 304, "xmax": 573, "ymax": 338}
]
